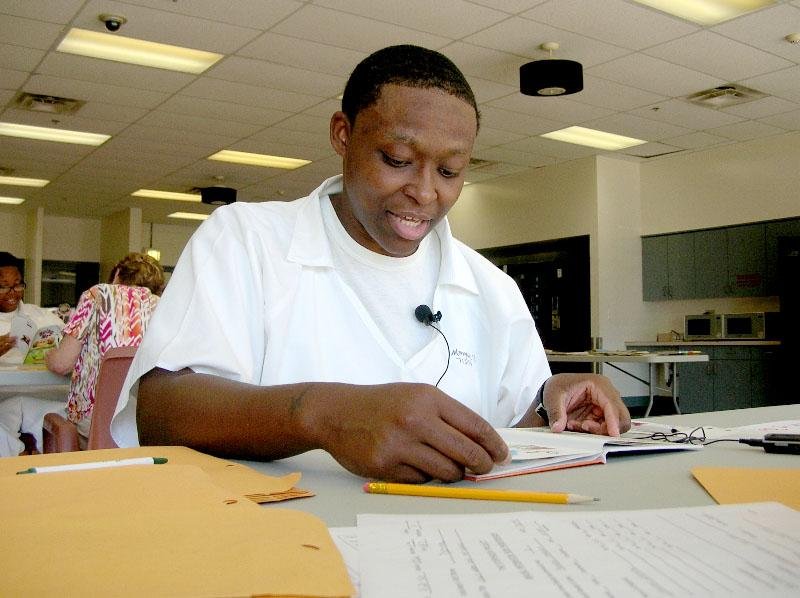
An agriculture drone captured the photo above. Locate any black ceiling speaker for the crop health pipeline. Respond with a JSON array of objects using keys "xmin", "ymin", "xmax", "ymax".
[
  {"xmin": 200, "ymin": 186, "xmax": 236, "ymax": 205},
  {"xmin": 520, "ymin": 42, "xmax": 583, "ymax": 97}
]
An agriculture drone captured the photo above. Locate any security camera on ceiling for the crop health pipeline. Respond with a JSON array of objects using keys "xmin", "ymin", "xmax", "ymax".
[{"xmin": 98, "ymin": 14, "xmax": 127, "ymax": 32}]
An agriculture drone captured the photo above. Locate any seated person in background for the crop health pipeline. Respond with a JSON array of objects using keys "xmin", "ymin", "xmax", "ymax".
[
  {"xmin": 45, "ymin": 252, "xmax": 163, "ymax": 444},
  {"xmin": 0, "ymin": 251, "xmax": 64, "ymax": 363},
  {"xmin": 113, "ymin": 45, "xmax": 630, "ymax": 482},
  {"xmin": 0, "ymin": 251, "xmax": 66, "ymax": 456}
]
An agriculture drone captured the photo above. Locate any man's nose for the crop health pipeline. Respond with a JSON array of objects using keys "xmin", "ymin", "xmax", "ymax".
[{"xmin": 404, "ymin": 167, "xmax": 437, "ymax": 205}]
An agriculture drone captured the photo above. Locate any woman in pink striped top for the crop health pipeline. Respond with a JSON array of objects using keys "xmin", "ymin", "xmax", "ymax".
[{"xmin": 46, "ymin": 253, "xmax": 164, "ymax": 441}]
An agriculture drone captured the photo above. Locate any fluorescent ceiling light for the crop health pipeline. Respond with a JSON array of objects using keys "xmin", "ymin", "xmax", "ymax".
[
  {"xmin": 0, "ymin": 196, "xmax": 25, "ymax": 205},
  {"xmin": 0, "ymin": 176, "xmax": 49, "ymax": 187},
  {"xmin": 0, "ymin": 122, "xmax": 110, "ymax": 146},
  {"xmin": 132, "ymin": 189, "xmax": 201, "ymax": 202},
  {"xmin": 541, "ymin": 126, "xmax": 647, "ymax": 150},
  {"xmin": 57, "ymin": 28, "xmax": 222, "ymax": 74},
  {"xmin": 168, "ymin": 212, "xmax": 209, "ymax": 221},
  {"xmin": 630, "ymin": 0, "xmax": 775, "ymax": 26},
  {"xmin": 208, "ymin": 150, "xmax": 311, "ymax": 169}
]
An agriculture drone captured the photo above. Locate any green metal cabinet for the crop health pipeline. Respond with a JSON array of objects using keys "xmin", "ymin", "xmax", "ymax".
[
  {"xmin": 626, "ymin": 344, "xmax": 776, "ymax": 413},
  {"xmin": 641, "ymin": 233, "xmax": 695, "ymax": 300}
]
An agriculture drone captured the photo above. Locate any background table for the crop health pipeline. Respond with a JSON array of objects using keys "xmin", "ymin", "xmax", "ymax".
[
  {"xmin": 0, "ymin": 365, "xmax": 69, "ymax": 395},
  {"xmin": 546, "ymin": 351, "xmax": 710, "ymax": 416},
  {"xmin": 243, "ymin": 404, "xmax": 799, "ymax": 527}
]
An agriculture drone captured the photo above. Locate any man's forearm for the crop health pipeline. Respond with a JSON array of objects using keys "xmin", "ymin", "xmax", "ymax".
[{"xmin": 137, "ymin": 367, "xmax": 338, "ymax": 460}]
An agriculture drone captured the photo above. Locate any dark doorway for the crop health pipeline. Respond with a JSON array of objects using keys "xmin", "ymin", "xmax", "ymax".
[{"xmin": 479, "ymin": 236, "xmax": 591, "ymax": 373}]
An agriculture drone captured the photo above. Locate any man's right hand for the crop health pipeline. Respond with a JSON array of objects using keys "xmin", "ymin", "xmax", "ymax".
[
  {"xmin": 303, "ymin": 382, "xmax": 509, "ymax": 483},
  {"xmin": 138, "ymin": 371, "xmax": 508, "ymax": 484}
]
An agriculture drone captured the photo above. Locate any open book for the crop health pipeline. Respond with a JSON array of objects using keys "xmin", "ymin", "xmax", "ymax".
[
  {"xmin": 7, "ymin": 315, "xmax": 62, "ymax": 366},
  {"xmin": 465, "ymin": 427, "xmax": 702, "ymax": 481}
]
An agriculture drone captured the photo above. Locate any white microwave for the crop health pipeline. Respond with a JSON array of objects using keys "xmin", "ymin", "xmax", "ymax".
[
  {"xmin": 722, "ymin": 312, "xmax": 778, "ymax": 340},
  {"xmin": 684, "ymin": 313, "xmax": 723, "ymax": 340}
]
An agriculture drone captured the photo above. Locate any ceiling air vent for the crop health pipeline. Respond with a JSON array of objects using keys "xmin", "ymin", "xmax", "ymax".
[
  {"xmin": 14, "ymin": 92, "xmax": 85, "ymax": 114},
  {"xmin": 685, "ymin": 84, "xmax": 766, "ymax": 109}
]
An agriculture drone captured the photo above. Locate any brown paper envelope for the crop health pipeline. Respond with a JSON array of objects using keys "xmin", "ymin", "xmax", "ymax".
[
  {"xmin": 692, "ymin": 466, "xmax": 800, "ymax": 511},
  {"xmin": 0, "ymin": 445, "xmax": 313, "ymax": 503},
  {"xmin": 1, "ymin": 465, "xmax": 353, "ymax": 597}
]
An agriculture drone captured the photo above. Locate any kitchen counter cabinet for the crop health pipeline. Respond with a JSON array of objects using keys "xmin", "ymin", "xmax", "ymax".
[{"xmin": 626, "ymin": 343, "xmax": 779, "ymax": 413}]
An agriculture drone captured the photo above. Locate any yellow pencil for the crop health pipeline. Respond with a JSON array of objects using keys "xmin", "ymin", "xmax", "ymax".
[{"xmin": 363, "ymin": 482, "xmax": 598, "ymax": 504}]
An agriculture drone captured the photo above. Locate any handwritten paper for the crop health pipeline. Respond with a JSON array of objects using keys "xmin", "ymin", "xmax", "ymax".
[{"xmin": 355, "ymin": 503, "xmax": 800, "ymax": 597}]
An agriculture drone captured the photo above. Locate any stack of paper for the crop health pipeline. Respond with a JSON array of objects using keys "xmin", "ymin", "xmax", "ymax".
[{"xmin": 331, "ymin": 502, "xmax": 800, "ymax": 597}]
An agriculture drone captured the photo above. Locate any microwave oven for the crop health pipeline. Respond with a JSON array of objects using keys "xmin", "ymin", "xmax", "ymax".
[
  {"xmin": 684, "ymin": 313, "xmax": 723, "ymax": 340},
  {"xmin": 722, "ymin": 312, "xmax": 779, "ymax": 340}
]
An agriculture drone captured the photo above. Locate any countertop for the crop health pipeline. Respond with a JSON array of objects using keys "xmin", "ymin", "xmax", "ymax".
[{"xmin": 626, "ymin": 340, "xmax": 781, "ymax": 346}]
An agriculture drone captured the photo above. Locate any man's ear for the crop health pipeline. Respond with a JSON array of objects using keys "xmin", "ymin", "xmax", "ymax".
[{"xmin": 330, "ymin": 111, "xmax": 351, "ymax": 158}]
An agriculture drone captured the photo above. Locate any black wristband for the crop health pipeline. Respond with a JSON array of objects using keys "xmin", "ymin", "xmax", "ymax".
[{"xmin": 534, "ymin": 382, "xmax": 549, "ymax": 425}]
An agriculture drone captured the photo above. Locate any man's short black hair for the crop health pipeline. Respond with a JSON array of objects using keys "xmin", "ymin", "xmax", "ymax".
[
  {"xmin": 341, "ymin": 45, "xmax": 480, "ymax": 130},
  {"xmin": 0, "ymin": 252, "xmax": 22, "ymax": 271}
]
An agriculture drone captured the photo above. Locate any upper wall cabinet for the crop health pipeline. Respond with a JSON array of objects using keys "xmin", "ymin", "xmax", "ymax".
[
  {"xmin": 642, "ymin": 233, "xmax": 695, "ymax": 300},
  {"xmin": 642, "ymin": 219, "xmax": 798, "ymax": 301}
]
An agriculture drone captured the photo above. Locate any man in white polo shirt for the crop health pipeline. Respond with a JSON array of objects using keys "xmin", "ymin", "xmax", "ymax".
[{"xmin": 112, "ymin": 45, "xmax": 630, "ymax": 482}]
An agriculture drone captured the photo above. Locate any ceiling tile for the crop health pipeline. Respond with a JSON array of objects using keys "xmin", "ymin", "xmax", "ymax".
[
  {"xmin": 629, "ymin": 99, "xmax": 745, "ymax": 130},
  {"xmin": 238, "ymin": 33, "xmax": 366, "ymax": 77},
  {"xmin": 644, "ymin": 31, "xmax": 794, "ymax": 82},
  {"xmin": 587, "ymin": 54, "xmax": 726, "ymax": 98},
  {"xmin": 0, "ymin": 14, "xmax": 64, "ymax": 49},
  {"xmin": 0, "ymin": 0, "xmax": 84, "ymax": 23},
  {"xmin": 0, "ymin": 68, "xmax": 28, "ymax": 91},
  {"xmin": 158, "ymin": 95, "xmax": 291, "ymax": 127},
  {"xmin": 487, "ymin": 93, "xmax": 614, "ymax": 123},
  {"xmin": 712, "ymin": 4, "xmax": 800, "ymax": 62},
  {"xmin": 313, "ymin": 0, "xmax": 508, "ymax": 38},
  {"xmin": 120, "ymin": 0, "xmax": 303, "ymax": 30},
  {"xmin": 37, "ymin": 53, "xmax": 195, "ymax": 94},
  {"xmin": 584, "ymin": 112, "xmax": 693, "ymax": 141},
  {"xmin": 25, "ymin": 74, "xmax": 170, "ymax": 109},
  {"xmin": 72, "ymin": 0, "xmax": 262, "ymax": 54},
  {"xmin": 442, "ymin": 42, "xmax": 527, "ymax": 87},
  {"xmin": 521, "ymin": 0, "xmax": 698, "ymax": 50},
  {"xmin": 207, "ymin": 56, "xmax": 345, "ymax": 98},
  {"xmin": 0, "ymin": 43, "xmax": 45, "ymax": 71},
  {"xmin": 479, "ymin": 105, "xmax": 567, "ymax": 135},
  {"xmin": 271, "ymin": 5, "xmax": 450, "ymax": 53},
  {"xmin": 707, "ymin": 120, "xmax": 786, "ymax": 141},
  {"xmin": 759, "ymin": 109, "xmax": 800, "ymax": 129},
  {"xmin": 180, "ymin": 77, "xmax": 322, "ymax": 113},
  {"xmin": 464, "ymin": 15, "xmax": 631, "ymax": 65},
  {"xmin": 662, "ymin": 131, "xmax": 730, "ymax": 149},
  {"xmin": 721, "ymin": 96, "xmax": 800, "ymax": 119},
  {"xmin": 577, "ymin": 76, "xmax": 668, "ymax": 111},
  {"xmin": 743, "ymin": 66, "xmax": 800, "ymax": 103}
]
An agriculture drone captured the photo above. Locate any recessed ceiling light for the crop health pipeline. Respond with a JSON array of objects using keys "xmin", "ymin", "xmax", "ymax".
[
  {"xmin": 0, "ymin": 176, "xmax": 49, "ymax": 187},
  {"xmin": 168, "ymin": 212, "xmax": 209, "ymax": 221},
  {"xmin": 630, "ymin": 0, "xmax": 775, "ymax": 26},
  {"xmin": 0, "ymin": 122, "xmax": 110, "ymax": 146},
  {"xmin": 541, "ymin": 126, "xmax": 647, "ymax": 150},
  {"xmin": 57, "ymin": 28, "xmax": 223, "ymax": 74},
  {"xmin": 0, "ymin": 196, "xmax": 26, "ymax": 205},
  {"xmin": 132, "ymin": 189, "xmax": 201, "ymax": 202},
  {"xmin": 208, "ymin": 150, "xmax": 311, "ymax": 169}
]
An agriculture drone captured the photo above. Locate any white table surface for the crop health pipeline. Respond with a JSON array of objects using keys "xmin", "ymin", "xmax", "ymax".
[
  {"xmin": 243, "ymin": 404, "xmax": 800, "ymax": 527},
  {"xmin": 0, "ymin": 365, "xmax": 69, "ymax": 394}
]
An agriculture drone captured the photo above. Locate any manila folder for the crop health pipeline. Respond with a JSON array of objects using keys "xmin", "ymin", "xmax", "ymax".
[{"xmin": 0, "ymin": 465, "xmax": 353, "ymax": 597}]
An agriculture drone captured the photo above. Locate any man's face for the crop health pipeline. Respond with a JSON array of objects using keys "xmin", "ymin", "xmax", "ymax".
[
  {"xmin": 0, "ymin": 266, "xmax": 23, "ymax": 313},
  {"xmin": 330, "ymin": 84, "xmax": 477, "ymax": 257}
]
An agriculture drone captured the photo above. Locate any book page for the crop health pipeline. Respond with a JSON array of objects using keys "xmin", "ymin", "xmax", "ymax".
[{"xmin": 357, "ymin": 503, "xmax": 800, "ymax": 598}]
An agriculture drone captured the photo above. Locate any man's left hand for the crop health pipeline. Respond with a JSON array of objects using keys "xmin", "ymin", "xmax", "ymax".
[{"xmin": 542, "ymin": 373, "xmax": 630, "ymax": 436}]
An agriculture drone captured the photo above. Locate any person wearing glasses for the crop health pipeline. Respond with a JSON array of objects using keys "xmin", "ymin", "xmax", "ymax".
[
  {"xmin": 0, "ymin": 251, "xmax": 65, "ymax": 456},
  {"xmin": 0, "ymin": 252, "xmax": 64, "ymax": 363}
]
